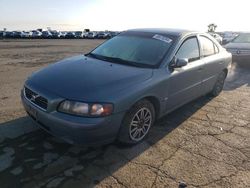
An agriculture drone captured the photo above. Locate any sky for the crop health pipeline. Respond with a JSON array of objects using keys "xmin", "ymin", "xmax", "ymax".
[{"xmin": 0, "ymin": 0, "xmax": 249, "ymax": 32}]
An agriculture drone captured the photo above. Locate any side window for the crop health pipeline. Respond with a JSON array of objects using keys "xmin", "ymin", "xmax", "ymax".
[
  {"xmin": 176, "ymin": 37, "xmax": 200, "ymax": 62},
  {"xmin": 199, "ymin": 36, "xmax": 218, "ymax": 57}
]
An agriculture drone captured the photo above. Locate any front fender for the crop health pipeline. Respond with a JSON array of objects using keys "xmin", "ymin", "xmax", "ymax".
[{"xmin": 113, "ymin": 69, "xmax": 170, "ymax": 117}]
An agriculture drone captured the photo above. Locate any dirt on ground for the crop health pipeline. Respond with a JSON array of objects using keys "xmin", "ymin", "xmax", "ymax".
[{"xmin": 0, "ymin": 39, "xmax": 250, "ymax": 188}]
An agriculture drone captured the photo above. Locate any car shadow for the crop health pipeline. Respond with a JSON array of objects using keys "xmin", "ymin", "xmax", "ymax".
[
  {"xmin": 224, "ymin": 62, "xmax": 250, "ymax": 90},
  {"xmin": 0, "ymin": 96, "xmax": 212, "ymax": 188}
]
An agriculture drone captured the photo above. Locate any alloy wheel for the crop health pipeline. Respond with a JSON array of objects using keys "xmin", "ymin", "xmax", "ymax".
[{"xmin": 129, "ymin": 107, "xmax": 152, "ymax": 142}]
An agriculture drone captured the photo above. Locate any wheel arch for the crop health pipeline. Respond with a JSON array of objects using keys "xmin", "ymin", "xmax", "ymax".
[
  {"xmin": 223, "ymin": 68, "xmax": 228, "ymax": 76},
  {"xmin": 143, "ymin": 96, "xmax": 161, "ymax": 119},
  {"xmin": 125, "ymin": 95, "xmax": 161, "ymax": 119}
]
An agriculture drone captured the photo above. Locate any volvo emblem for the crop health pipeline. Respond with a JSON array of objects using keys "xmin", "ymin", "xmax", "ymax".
[
  {"xmin": 236, "ymin": 50, "xmax": 241, "ymax": 54},
  {"xmin": 31, "ymin": 94, "xmax": 39, "ymax": 102}
]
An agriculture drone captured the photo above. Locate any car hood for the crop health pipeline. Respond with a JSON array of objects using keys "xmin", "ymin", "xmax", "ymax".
[
  {"xmin": 225, "ymin": 42, "xmax": 250, "ymax": 49},
  {"xmin": 26, "ymin": 55, "xmax": 153, "ymax": 101}
]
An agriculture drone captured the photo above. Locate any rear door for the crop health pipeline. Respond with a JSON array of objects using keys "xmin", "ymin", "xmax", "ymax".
[
  {"xmin": 167, "ymin": 36, "xmax": 204, "ymax": 111},
  {"xmin": 198, "ymin": 35, "xmax": 223, "ymax": 94}
]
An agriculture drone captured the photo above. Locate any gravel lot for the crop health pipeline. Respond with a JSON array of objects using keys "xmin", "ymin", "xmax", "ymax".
[{"xmin": 0, "ymin": 39, "xmax": 249, "ymax": 188}]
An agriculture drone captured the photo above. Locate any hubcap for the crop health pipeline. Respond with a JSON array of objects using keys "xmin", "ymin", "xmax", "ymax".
[{"xmin": 129, "ymin": 107, "xmax": 152, "ymax": 142}]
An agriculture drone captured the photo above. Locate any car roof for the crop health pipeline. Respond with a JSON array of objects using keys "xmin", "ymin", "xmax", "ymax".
[{"xmin": 125, "ymin": 28, "xmax": 198, "ymax": 37}]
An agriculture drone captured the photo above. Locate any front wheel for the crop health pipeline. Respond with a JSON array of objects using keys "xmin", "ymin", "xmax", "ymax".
[
  {"xmin": 210, "ymin": 71, "xmax": 227, "ymax": 97},
  {"xmin": 117, "ymin": 99, "xmax": 155, "ymax": 145}
]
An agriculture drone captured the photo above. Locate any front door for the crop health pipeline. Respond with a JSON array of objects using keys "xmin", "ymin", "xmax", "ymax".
[{"xmin": 166, "ymin": 36, "xmax": 204, "ymax": 112}]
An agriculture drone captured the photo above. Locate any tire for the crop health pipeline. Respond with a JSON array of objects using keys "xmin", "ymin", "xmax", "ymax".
[
  {"xmin": 210, "ymin": 71, "xmax": 227, "ymax": 97},
  {"xmin": 117, "ymin": 99, "xmax": 155, "ymax": 145}
]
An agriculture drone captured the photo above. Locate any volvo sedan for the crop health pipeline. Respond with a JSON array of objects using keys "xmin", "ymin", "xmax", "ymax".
[{"xmin": 21, "ymin": 28, "xmax": 232, "ymax": 145}]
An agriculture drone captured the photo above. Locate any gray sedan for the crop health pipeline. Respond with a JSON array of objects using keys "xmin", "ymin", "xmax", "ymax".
[
  {"xmin": 225, "ymin": 33, "xmax": 250, "ymax": 64},
  {"xmin": 21, "ymin": 28, "xmax": 232, "ymax": 146}
]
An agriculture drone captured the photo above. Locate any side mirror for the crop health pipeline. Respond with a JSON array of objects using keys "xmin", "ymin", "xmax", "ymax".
[{"xmin": 170, "ymin": 57, "xmax": 188, "ymax": 68}]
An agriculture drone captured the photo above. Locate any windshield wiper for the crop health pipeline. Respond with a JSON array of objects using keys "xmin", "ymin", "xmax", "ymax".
[
  {"xmin": 105, "ymin": 56, "xmax": 147, "ymax": 67},
  {"xmin": 86, "ymin": 53, "xmax": 152, "ymax": 68},
  {"xmin": 85, "ymin": 52, "xmax": 110, "ymax": 61}
]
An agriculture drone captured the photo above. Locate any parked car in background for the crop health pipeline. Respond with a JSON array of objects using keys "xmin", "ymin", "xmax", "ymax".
[
  {"xmin": 12, "ymin": 31, "xmax": 23, "ymax": 38},
  {"xmin": 225, "ymin": 32, "xmax": 250, "ymax": 64},
  {"xmin": 65, "ymin": 32, "xmax": 76, "ymax": 39},
  {"xmin": 21, "ymin": 31, "xmax": 32, "ymax": 38},
  {"xmin": 50, "ymin": 30, "xmax": 61, "ymax": 39},
  {"xmin": 109, "ymin": 31, "xmax": 119, "ymax": 38},
  {"xmin": 60, "ymin": 32, "xmax": 67, "ymax": 38},
  {"xmin": 75, "ymin": 31, "xmax": 84, "ymax": 38},
  {"xmin": 86, "ymin": 32, "xmax": 97, "ymax": 39},
  {"xmin": 31, "ymin": 30, "xmax": 42, "ymax": 38},
  {"xmin": 97, "ymin": 32, "xmax": 110, "ymax": 39},
  {"xmin": 42, "ymin": 31, "xmax": 52, "ymax": 39},
  {"xmin": 222, "ymin": 32, "xmax": 238, "ymax": 44},
  {"xmin": 82, "ymin": 32, "xmax": 88, "ymax": 38},
  {"xmin": 209, "ymin": 32, "xmax": 222, "ymax": 44},
  {"xmin": 0, "ymin": 31, "xmax": 3, "ymax": 38},
  {"xmin": 97, "ymin": 31, "xmax": 104, "ymax": 39},
  {"xmin": 21, "ymin": 28, "xmax": 231, "ymax": 146},
  {"xmin": 5, "ymin": 31, "xmax": 14, "ymax": 38}
]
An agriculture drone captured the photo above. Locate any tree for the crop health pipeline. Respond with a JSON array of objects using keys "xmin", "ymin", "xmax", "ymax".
[{"xmin": 208, "ymin": 23, "xmax": 217, "ymax": 32}]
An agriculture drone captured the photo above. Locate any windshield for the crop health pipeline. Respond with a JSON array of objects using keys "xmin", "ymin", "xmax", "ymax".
[
  {"xmin": 232, "ymin": 33, "xmax": 250, "ymax": 43},
  {"xmin": 88, "ymin": 32, "xmax": 174, "ymax": 68}
]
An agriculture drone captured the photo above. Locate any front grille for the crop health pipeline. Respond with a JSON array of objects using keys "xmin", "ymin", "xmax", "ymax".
[{"xmin": 24, "ymin": 87, "xmax": 48, "ymax": 110}]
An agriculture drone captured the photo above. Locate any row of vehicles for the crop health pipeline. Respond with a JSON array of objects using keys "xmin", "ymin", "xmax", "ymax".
[{"xmin": 0, "ymin": 30, "xmax": 119, "ymax": 39}]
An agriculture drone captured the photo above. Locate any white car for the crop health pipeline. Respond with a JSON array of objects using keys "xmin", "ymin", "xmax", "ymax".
[
  {"xmin": 31, "ymin": 30, "xmax": 42, "ymax": 38},
  {"xmin": 21, "ymin": 31, "xmax": 32, "ymax": 38},
  {"xmin": 86, "ymin": 32, "xmax": 97, "ymax": 39},
  {"xmin": 60, "ymin": 32, "xmax": 67, "ymax": 38}
]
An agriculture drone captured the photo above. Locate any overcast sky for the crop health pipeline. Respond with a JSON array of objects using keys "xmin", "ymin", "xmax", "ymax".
[{"xmin": 0, "ymin": 0, "xmax": 249, "ymax": 32}]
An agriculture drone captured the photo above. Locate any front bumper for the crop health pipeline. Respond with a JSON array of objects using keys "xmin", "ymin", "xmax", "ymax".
[{"xmin": 21, "ymin": 91, "xmax": 125, "ymax": 146}]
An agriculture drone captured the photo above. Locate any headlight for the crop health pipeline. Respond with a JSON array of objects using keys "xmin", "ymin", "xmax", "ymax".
[
  {"xmin": 58, "ymin": 100, "xmax": 113, "ymax": 117},
  {"xmin": 90, "ymin": 104, "xmax": 113, "ymax": 116}
]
